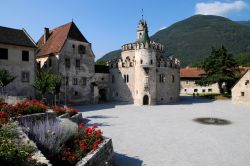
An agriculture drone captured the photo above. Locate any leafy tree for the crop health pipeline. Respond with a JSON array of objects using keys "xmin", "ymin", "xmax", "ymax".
[
  {"xmin": 0, "ymin": 69, "xmax": 15, "ymax": 94},
  {"xmin": 196, "ymin": 46, "xmax": 239, "ymax": 94},
  {"xmin": 48, "ymin": 73, "xmax": 62, "ymax": 105},
  {"xmin": 33, "ymin": 71, "xmax": 51, "ymax": 99},
  {"xmin": 95, "ymin": 60, "xmax": 106, "ymax": 66}
]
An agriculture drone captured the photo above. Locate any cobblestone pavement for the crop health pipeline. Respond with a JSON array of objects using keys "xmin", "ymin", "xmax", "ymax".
[{"xmin": 76, "ymin": 96, "xmax": 250, "ymax": 166}]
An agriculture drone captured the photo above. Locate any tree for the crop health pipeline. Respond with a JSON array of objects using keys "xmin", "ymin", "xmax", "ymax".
[
  {"xmin": 48, "ymin": 73, "xmax": 62, "ymax": 105},
  {"xmin": 95, "ymin": 60, "xmax": 106, "ymax": 66},
  {"xmin": 196, "ymin": 46, "xmax": 239, "ymax": 94},
  {"xmin": 0, "ymin": 69, "xmax": 16, "ymax": 94},
  {"xmin": 33, "ymin": 71, "xmax": 51, "ymax": 99}
]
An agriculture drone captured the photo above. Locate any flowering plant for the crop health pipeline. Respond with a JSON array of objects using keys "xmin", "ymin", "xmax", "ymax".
[
  {"xmin": 14, "ymin": 100, "xmax": 47, "ymax": 115},
  {"xmin": 0, "ymin": 98, "xmax": 7, "ymax": 111},
  {"xmin": 0, "ymin": 111, "xmax": 9, "ymax": 126},
  {"xmin": 60, "ymin": 123, "xmax": 103, "ymax": 165},
  {"xmin": 51, "ymin": 106, "xmax": 79, "ymax": 117}
]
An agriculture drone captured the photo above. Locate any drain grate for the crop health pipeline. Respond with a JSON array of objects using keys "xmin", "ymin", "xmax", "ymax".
[{"xmin": 193, "ymin": 118, "xmax": 231, "ymax": 125}]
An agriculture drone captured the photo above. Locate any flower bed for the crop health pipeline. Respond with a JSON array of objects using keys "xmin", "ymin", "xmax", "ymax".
[
  {"xmin": 1, "ymin": 100, "xmax": 47, "ymax": 117},
  {"xmin": 51, "ymin": 105, "xmax": 79, "ymax": 117},
  {"xmin": 0, "ymin": 98, "xmax": 113, "ymax": 166}
]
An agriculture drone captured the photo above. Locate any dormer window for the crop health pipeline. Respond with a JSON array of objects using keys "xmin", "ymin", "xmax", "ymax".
[{"xmin": 78, "ymin": 45, "xmax": 86, "ymax": 54}]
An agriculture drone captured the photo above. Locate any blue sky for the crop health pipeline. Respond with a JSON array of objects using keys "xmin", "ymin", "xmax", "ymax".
[{"xmin": 0, "ymin": 0, "xmax": 250, "ymax": 60}]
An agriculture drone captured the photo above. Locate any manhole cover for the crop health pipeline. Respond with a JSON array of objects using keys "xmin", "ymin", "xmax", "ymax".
[{"xmin": 193, "ymin": 118, "xmax": 231, "ymax": 125}]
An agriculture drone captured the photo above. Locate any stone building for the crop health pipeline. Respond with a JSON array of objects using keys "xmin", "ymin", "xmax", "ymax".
[
  {"xmin": 232, "ymin": 70, "xmax": 250, "ymax": 104},
  {"xmin": 0, "ymin": 26, "xmax": 37, "ymax": 97},
  {"xmin": 36, "ymin": 22, "xmax": 95, "ymax": 104},
  {"xmin": 180, "ymin": 67, "xmax": 220, "ymax": 94},
  {"xmin": 108, "ymin": 19, "xmax": 180, "ymax": 105}
]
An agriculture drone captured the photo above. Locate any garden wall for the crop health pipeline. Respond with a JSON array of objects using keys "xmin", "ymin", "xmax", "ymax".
[{"xmin": 76, "ymin": 137, "xmax": 114, "ymax": 166}]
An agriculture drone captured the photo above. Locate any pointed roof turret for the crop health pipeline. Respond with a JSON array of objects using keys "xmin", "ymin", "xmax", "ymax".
[{"xmin": 137, "ymin": 19, "xmax": 150, "ymax": 44}]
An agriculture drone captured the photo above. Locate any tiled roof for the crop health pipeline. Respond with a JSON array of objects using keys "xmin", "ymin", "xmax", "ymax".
[
  {"xmin": 36, "ymin": 22, "xmax": 89, "ymax": 57},
  {"xmin": 0, "ymin": 26, "xmax": 36, "ymax": 48},
  {"xmin": 180, "ymin": 67, "xmax": 205, "ymax": 78},
  {"xmin": 95, "ymin": 65, "xmax": 109, "ymax": 73}
]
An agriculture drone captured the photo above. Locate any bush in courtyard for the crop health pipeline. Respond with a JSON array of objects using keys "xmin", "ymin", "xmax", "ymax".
[
  {"xmin": 59, "ymin": 123, "xmax": 103, "ymax": 165},
  {"xmin": 0, "ymin": 123, "xmax": 34, "ymax": 166}
]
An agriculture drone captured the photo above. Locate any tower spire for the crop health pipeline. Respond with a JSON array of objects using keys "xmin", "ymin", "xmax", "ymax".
[{"xmin": 141, "ymin": 9, "xmax": 144, "ymax": 20}]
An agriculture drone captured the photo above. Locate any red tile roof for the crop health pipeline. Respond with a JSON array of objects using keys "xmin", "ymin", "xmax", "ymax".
[
  {"xmin": 36, "ymin": 22, "xmax": 88, "ymax": 57},
  {"xmin": 181, "ymin": 66, "xmax": 250, "ymax": 78},
  {"xmin": 180, "ymin": 67, "xmax": 205, "ymax": 78}
]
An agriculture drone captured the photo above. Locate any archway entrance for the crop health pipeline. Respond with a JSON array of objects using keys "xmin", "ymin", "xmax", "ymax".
[
  {"xmin": 143, "ymin": 95, "xmax": 149, "ymax": 105},
  {"xmin": 99, "ymin": 89, "xmax": 106, "ymax": 102}
]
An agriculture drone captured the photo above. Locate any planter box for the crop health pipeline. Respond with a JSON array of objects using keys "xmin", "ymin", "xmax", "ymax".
[
  {"xmin": 17, "ymin": 112, "xmax": 57, "ymax": 126},
  {"xmin": 76, "ymin": 137, "xmax": 114, "ymax": 166},
  {"xmin": 59, "ymin": 112, "xmax": 83, "ymax": 123},
  {"xmin": 69, "ymin": 112, "xmax": 82, "ymax": 123}
]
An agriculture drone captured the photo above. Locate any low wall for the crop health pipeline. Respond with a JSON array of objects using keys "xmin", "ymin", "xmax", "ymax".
[
  {"xmin": 76, "ymin": 137, "xmax": 114, "ymax": 166},
  {"xmin": 17, "ymin": 112, "xmax": 57, "ymax": 126}
]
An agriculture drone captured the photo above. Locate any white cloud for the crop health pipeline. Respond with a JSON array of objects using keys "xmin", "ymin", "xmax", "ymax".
[
  {"xmin": 195, "ymin": 0, "xmax": 248, "ymax": 16},
  {"xmin": 159, "ymin": 26, "xmax": 167, "ymax": 31}
]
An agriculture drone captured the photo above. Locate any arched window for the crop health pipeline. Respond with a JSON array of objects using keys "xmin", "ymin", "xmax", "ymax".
[
  {"xmin": 150, "ymin": 59, "xmax": 153, "ymax": 65},
  {"xmin": 127, "ymin": 75, "xmax": 129, "ymax": 83},
  {"xmin": 124, "ymin": 75, "xmax": 126, "ymax": 83},
  {"xmin": 140, "ymin": 59, "xmax": 143, "ymax": 64},
  {"xmin": 78, "ymin": 45, "xmax": 86, "ymax": 54}
]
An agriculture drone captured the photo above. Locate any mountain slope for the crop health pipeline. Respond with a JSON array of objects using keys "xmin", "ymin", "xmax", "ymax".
[{"xmin": 98, "ymin": 15, "xmax": 250, "ymax": 67}]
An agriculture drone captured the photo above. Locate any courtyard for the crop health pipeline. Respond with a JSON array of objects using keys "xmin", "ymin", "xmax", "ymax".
[{"xmin": 76, "ymin": 96, "xmax": 250, "ymax": 166}]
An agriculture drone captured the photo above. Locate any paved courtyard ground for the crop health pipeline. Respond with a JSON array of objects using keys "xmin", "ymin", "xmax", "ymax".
[{"xmin": 76, "ymin": 96, "xmax": 250, "ymax": 166}]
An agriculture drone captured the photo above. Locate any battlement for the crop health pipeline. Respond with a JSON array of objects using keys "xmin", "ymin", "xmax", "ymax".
[
  {"xmin": 107, "ymin": 56, "xmax": 180, "ymax": 69},
  {"xmin": 121, "ymin": 41, "xmax": 165, "ymax": 53}
]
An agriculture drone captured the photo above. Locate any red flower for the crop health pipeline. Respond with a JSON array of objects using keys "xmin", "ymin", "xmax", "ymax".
[
  {"xmin": 93, "ymin": 144, "xmax": 98, "ymax": 151},
  {"xmin": 71, "ymin": 156, "xmax": 77, "ymax": 161},
  {"xmin": 96, "ymin": 139, "xmax": 101, "ymax": 144},
  {"xmin": 79, "ymin": 122, "xmax": 85, "ymax": 128}
]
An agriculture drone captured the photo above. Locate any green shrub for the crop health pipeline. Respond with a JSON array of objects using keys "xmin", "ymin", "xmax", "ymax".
[{"xmin": 0, "ymin": 123, "xmax": 34, "ymax": 166}]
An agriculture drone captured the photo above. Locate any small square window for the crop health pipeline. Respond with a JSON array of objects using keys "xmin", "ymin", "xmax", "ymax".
[
  {"xmin": 0, "ymin": 48, "xmax": 8, "ymax": 60},
  {"xmin": 208, "ymin": 89, "xmax": 212, "ymax": 92},
  {"xmin": 81, "ymin": 77, "xmax": 87, "ymax": 86},
  {"xmin": 202, "ymin": 89, "xmax": 206, "ymax": 93},
  {"xmin": 22, "ymin": 51, "xmax": 29, "ymax": 61},
  {"xmin": 75, "ymin": 91, "xmax": 78, "ymax": 96},
  {"xmin": 184, "ymin": 89, "xmax": 187, "ymax": 92},
  {"xmin": 65, "ymin": 58, "xmax": 70, "ymax": 68},
  {"xmin": 245, "ymin": 80, "xmax": 249, "ymax": 85},
  {"xmin": 194, "ymin": 89, "xmax": 198, "ymax": 92},
  {"xmin": 241, "ymin": 92, "xmax": 245, "ymax": 96},
  {"xmin": 21, "ymin": 72, "xmax": 30, "ymax": 82},
  {"xmin": 76, "ymin": 59, "xmax": 80, "ymax": 69},
  {"xmin": 73, "ymin": 78, "xmax": 78, "ymax": 85}
]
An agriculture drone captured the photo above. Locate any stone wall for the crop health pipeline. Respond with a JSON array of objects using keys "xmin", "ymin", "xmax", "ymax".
[
  {"xmin": 180, "ymin": 79, "xmax": 220, "ymax": 94},
  {"xmin": 76, "ymin": 138, "xmax": 114, "ymax": 166},
  {"xmin": 232, "ymin": 70, "xmax": 250, "ymax": 104},
  {"xmin": 0, "ymin": 43, "xmax": 36, "ymax": 98}
]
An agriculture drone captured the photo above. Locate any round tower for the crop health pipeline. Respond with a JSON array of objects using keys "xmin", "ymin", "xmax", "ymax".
[{"xmin": 134, "ymin": 19, "xmax": 157, "ymax": 105}]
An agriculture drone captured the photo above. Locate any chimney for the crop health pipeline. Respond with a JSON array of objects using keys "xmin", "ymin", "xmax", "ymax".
[{"xmin": 44, "ymin": 27, "xmax": 50, "ymax": 43}]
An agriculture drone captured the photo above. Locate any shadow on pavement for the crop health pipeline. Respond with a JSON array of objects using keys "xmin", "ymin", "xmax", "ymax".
[
  {"xmin": 113, "ymin": 153, "xmax": 143, "ymax": 166},
  {"xmin": 173, "ymin": 96, "xmax": 215, "ymax": 105},
  {"xmin": 76, "ymin": 102, "xmax": 130, "ymax": 112}
]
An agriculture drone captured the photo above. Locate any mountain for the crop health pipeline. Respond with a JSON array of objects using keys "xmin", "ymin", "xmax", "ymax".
[
  {"xmin": 98, "ymin": 15, "xmax": 250, "ymax": 67},
  {"xmin": 236, "ymin": 21, "xmax": 250, "ymax": 26}
]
